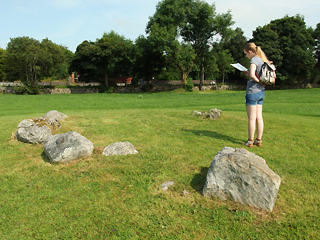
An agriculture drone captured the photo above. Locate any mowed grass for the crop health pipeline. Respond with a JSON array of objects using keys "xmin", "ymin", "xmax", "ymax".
[{"xmin": 0, "ymin": 89, "xmax": 319, "ymax": 239}]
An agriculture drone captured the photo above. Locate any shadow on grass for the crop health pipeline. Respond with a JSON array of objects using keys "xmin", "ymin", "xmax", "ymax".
[
  {"xmin": 182, "ymin": 129, "xmax": 241, "ymax": 145},
  {"xmin": 185, "ymin": 129, "xmax": 241, "ymax": 193},
  {"xmin": 41, "ymin": 151, "xmax": 51, "ymax": 163},
  {"xmin": 190, "ymin": 167, "xmax": 209, "ymax": 194}
]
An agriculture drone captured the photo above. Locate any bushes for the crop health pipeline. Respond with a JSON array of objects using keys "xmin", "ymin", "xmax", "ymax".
[
  {"xmin": 98, "ymin": 85, "xmax": 114, "ymax": 93},
  {"xmin": 14, "ymin": 85, "xmax": 41, "ymax": 95},
  {"xmin": 185, "ymin": 78, "xmax": 194, "ymax": 92}
]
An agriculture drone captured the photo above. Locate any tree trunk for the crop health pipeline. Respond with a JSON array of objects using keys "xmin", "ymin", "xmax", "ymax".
[
  {"xmin": 25, "ymin": 61, "xmax": 29, "ymax": 84},
  {"xmin": 179, "ymin": 58, "xmax": 196, "ymax": 88},
  {"xmin": 179, "ymin": 68, "xmax": 186, "ymax": 88},
  {"xmin": 183, "ymin": 73, "xmax": 188, "ymax": 87},
  {"xmin": 104, "ymin": 72, "xmax": 109, "ymax": 87},
  {"xmin": 200, "ymin": 62, "xmax": 204, "ymax": 91},
  {"xmin": 316, "ymin": 60, "xmax": 320, "ymax": 71},
  {"xmin": 222, "ymin": 67, "xmax": 225, "ymax": 84}
]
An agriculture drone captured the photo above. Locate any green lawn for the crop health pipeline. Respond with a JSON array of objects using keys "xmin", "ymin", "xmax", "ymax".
[{"xmin": 0, "ymin": 89, "xmax": 319, "ymax": 239}]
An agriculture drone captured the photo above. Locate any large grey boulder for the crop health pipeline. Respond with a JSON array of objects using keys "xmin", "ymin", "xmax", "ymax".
[
  {"xmin": 102, "ymin": 141, "xmax": 138, "ymax": 156},
  {"xmin": 16, "ymin": 117, "xmax": 61, "ymax": 144},
  {"xmin": 43, "ymin": 131, "xmax": 94, "ymax": 163},
  {"xmin": 42, "ymin": 110, "xmax": 68, "ymax": 121},
  {"xmin": 203, "ymin": 147, "xmax": 281, "ymax": 211}
]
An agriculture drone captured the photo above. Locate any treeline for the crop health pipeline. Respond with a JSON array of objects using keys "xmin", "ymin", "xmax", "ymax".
[
  {"xmin": 0, "ymin": 0, "xmax": 319, "ymax": 93},
  {"xmin": 0, "ymin": 37, "xmax": 73, "ymax": 93}
]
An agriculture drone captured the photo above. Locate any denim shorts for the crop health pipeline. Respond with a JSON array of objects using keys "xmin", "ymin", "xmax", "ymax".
[{"xmin": 245, "ymin": 91, "xmax": 265, "ymax": 106}]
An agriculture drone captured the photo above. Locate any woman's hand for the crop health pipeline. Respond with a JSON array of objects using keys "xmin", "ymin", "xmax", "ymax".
[
  {"xmin": 243, "ymin": 71, "xmax": 249, "ymax": 76},
  {"xmin": 259, "ymin": 80, "xmax": 265, "ymax": 86}
]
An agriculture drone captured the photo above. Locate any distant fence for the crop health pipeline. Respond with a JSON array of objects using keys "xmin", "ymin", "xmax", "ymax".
[
  {"xmin": 1, "ymin": 81, "xmax": 318, "ymax": 94},
  {"xmin": 0, "ymin": 81, "xmax": 100, "ymax": 87},
  {"xmin": 152, "ymin": 80, "xmax": 216, "ymax": 85},
  {"xmin": 0, "ymin": 82, "xmax": 21, "ymax": 86},
  {"xmin": 0, "ymin": 80, "xmax": 216, "ymax": 87}
]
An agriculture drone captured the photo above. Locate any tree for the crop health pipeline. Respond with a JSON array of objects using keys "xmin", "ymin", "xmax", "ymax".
[
  {"xmin": 222, "ymin": 28, "xmax": 247, "ymax": 63},
  {"xmin": 134, "ymin": 35, "xmax": 165, "ymax": 81},
  {"xmin": 39, "ymin": 38, "xmax": 68, "ymax": 80},
  {"xmin": 215, "ymin": 49, "xmax": 234, "ymax": 83},
  {"xmin": 70, "ymin": 31, "xmax": 135, "ymax": 86},
  {"xmin": 146, "ymin": 0, "xmax": 233, "ymax": 87},
  {"xmin": 5, "ymin": 36, "xmax": 72, "ymax": 90},
  {"xmin": 96, "ymin": 31, "xmax": 135, "ymax": 86},
  {"xmin": 57, "ymin": 47, "xmax": 74, "ymax": 80},
  {"xmin": 312, "ymin": 23, "xmax": 320, "ymax": 71},
  {"xmin": 201, "ymin": 48, "xmax": 218, "ymax": 81},
  {"xmin": 70, "ymin": 40, "xmax": 101, "ymax": 82},
  {"xmin": 222, "ymin": 28, "xmax": 248, "ymax": 82},
  {"xmin": 251, "ymin": 15, "xmax": 316, "ymax": 85},
  {"xmin": 5, "ymin": 37, "xmax": 41, "ymax": 87},
  {"xmin": 0, "ymin": 48, "xmax": 5, "ymax": 81}
]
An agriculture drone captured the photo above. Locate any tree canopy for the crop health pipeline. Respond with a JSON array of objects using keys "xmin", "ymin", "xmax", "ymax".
[
  {"xmin": 252, "ymin": 15, "xmax": 316, "ymax": 85},
  {"xmin": 145, "ymin": 0, "xmax": 234, "ymax": 86},
  {"xmin": 220, "ymin": 28, "xmax": 248, "ymax": 82},
  {"xmin": 134, "ymin": 35, "xmax": 166, "ymax": 81},
  {"xmin": 0, "ymin": 47, "xmax": 5, "ymax": 81},
  {"xmin": 4, "ymin": 36, "xmax": 71, "ymax": 88},
  {"xmin": 1, "ymin": 2, "xmax": 319, "ymax": 90},
  {"xmin": 312, "ymin": 23, "xmax": 320, "ymax": 70},
  {"xmin": 70, "ymin": 31, "xmax": 135, "ymax": 86}
]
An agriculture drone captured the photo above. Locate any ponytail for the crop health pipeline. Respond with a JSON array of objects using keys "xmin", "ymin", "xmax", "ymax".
[
  {"xmin": 256, "ymin": 46, "xmax": 270, "ymax": 63},
  {"xmin": 244, "ymin": 43, "xmax": 270, "ymax": 63}
]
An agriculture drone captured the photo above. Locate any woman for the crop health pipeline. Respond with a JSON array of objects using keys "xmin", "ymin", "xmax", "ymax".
[{"xmin": 243, "ymin": 42, "xmax": 271, "ymax": 147}]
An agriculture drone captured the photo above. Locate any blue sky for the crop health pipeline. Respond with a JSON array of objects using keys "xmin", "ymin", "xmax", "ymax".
[{"xmin": 1, "ymin": 0, "xmax": 319, "ymax": 52}]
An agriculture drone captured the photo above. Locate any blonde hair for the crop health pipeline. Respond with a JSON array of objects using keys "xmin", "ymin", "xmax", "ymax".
[{"xmin": 244, "ymin": 42, "xmax": 270, "ymax": 63}]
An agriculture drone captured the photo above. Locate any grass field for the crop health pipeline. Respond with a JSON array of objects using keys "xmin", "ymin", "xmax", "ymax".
[{"xmin": 0, "ymin": 88, "xmax": 319, "ymax": 239}]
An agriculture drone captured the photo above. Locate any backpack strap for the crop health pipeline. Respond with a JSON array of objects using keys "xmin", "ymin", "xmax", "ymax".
[{"xmin": 255, "ymin": 71, "xmax": 264, "ymax": 86}]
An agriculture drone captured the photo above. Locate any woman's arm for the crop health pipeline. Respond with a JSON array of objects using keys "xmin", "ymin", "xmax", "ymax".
[{"xmin": 249, "ymin": 63, "xmax": 260, "ymax": 83}]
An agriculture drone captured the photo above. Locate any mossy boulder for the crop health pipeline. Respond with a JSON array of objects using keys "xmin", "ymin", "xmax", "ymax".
[{"xmin": 16, "ymin": 117, "xmax": 60, "ymax": 144}]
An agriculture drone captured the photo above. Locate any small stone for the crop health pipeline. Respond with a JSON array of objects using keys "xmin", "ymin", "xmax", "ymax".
[
  {"xmin": 102, "ymin": 141, "xmax": 138, "ymax": 156},
  {"xmin": 193, "ymin": 108, "xmax": 222, "ymax": 119},
  {"xmin": 160, "ymin": 181, "xmax": 175, "ymax": 190},
  {"xmin": 181, "ymin": 190, "xmax": 189, "ymax": 196},
  {"xmin": 42, "ymin": 110, "xmax": 68, "ymax": 121}
]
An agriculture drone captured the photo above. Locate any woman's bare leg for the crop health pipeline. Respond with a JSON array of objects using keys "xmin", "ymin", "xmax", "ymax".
[
  {"xmin": 256, "ymin": 104, "xmax": 264, "ymax": 140},
  {"xmin": 246, "ymin": 105, "xmax": 257, "ymax": 140}
]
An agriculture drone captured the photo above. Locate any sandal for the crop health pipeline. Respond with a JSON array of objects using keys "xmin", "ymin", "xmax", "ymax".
[
  {"xmin": 243, "ymin": 139, "xmax": 254, "ymax": 147},
  {"xmin": 253, "ymin": 138, "xmax": 262, "ymax": 147}
]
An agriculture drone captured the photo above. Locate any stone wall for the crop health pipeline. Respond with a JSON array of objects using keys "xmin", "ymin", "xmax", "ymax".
[
  {"xmin": 0, "ymin": 86, "xmax": 16, "ymax": 94},
  {"xmin": 1, "ymin": 83, "xmax": 319, "ymax": 94},
  {"xmin": 0, "ymin": 86, "xmax": 100, "ymax": 94},
  {"xmin": 42, "ymin": 88, "xmax": 100, "ymax": 94},
  {"xmin": 152, "ymin": 80, "xmax": 214, "ymax": 86}
]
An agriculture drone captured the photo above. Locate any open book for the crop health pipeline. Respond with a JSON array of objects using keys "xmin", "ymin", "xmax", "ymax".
[{"xmin": 230, "ymin": 63, "xmax": 248, "ymax": 71}]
